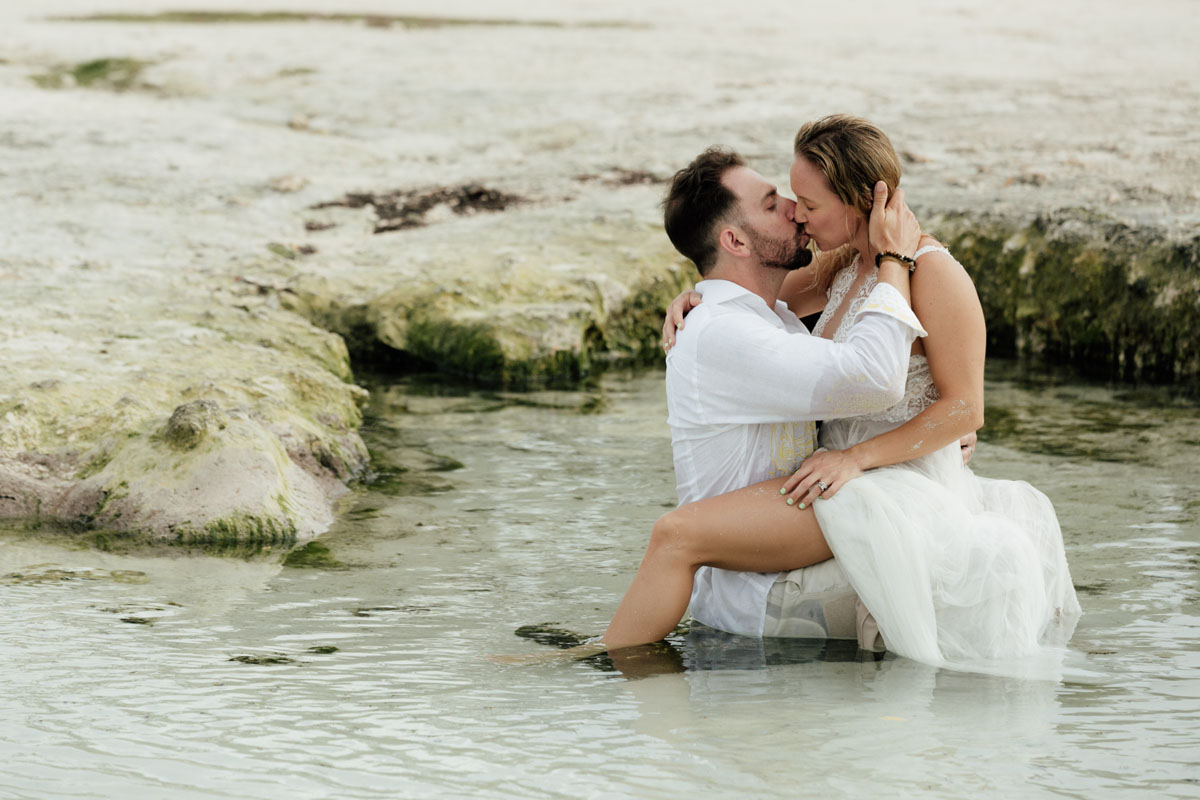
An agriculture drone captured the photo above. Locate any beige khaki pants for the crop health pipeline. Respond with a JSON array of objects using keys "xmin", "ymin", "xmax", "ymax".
[{"xmin": 762, "ymin": 563, "xmax": 886, "ymax": 651}]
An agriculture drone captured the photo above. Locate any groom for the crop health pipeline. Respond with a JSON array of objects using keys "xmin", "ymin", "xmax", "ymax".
[{"xmin": 661, "ymin": 146, "xmax": 924, "ymax": 644}]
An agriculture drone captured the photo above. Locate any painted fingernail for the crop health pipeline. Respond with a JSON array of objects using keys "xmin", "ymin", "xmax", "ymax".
[
  {"xmin": 786, "ymin": 498, "xmax": 794, "ymax": 506},
  {"xmin": 779, "ymin": 487, "xmax": 787, "ymax": 495},
  {"xmin": 798, "ymin": 502, "xmax": 806, "ymax": 510}
]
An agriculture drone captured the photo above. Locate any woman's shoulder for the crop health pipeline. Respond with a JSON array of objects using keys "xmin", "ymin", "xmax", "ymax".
[{"xmin": 914, "ymin": 235, "xmax": 950, "ymax": 259}]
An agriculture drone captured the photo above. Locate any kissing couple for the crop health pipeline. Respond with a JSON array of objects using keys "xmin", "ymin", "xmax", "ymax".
[{"xmin": 512, "ymin": 114, "xmax": 1080, "ymax": 670}]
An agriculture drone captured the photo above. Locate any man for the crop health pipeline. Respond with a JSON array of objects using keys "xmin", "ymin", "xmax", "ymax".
[{"xmin": 659, "ymin": 146, "xmax": 924, "ymax": 645}]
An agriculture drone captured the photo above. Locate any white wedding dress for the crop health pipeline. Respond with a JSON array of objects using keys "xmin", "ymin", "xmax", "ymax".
[{"xmin": 809, "ymin": 246, "xmax": 1081, "ymax": 667}]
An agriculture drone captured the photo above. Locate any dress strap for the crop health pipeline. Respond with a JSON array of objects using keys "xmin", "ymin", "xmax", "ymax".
[{"xmin": 914, "ymin": 245, "xmax": 950, "ymax": 259}]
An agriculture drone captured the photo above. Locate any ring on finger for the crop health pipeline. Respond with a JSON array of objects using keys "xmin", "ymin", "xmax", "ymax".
[{"xmin": 816, "ymin": 481, "xmax": 829, "ymax": 493}]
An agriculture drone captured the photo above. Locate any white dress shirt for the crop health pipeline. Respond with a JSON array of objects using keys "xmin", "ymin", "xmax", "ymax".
[{"xmin": 665, "ymin": 278, "xmax": 925, "ymax": 636}]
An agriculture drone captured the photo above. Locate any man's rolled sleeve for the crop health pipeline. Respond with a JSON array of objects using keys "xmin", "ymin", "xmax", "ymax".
[{"xmin": 856, "ymin": 282, "xmax": 928, "ymax": 337}]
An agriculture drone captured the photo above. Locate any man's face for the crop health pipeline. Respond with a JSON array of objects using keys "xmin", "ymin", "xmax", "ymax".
[{"xmin": 721, "ymin": 166, "xmax": 813, "ymax": 270}]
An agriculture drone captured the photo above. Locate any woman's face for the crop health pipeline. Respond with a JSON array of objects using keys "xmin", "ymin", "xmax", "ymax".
[{"xmin": 789, "ymin": 156, "xmax": 860, "ymax": 252}]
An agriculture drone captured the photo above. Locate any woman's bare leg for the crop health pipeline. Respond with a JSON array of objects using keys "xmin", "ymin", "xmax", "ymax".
[{"xmin": 602, "ymin": 476, "xmax": 831, "ymax": 650}]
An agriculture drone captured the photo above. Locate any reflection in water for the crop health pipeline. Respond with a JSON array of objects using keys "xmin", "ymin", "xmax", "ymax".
[
  {"xmin": 1, "ymin": 365, "xmax": 1198, "ymax": 798},
  {"xmin": 599, "ymin": 627, "xmax": 890, "ymax": 681}
]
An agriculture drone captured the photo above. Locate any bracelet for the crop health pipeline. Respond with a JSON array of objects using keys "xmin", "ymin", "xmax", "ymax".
[{"xmin": 874, "ymin": 250, "xmax": 918, "ymax": 272}]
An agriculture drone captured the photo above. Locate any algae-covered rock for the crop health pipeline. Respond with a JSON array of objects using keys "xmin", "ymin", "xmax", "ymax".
[
  {"xmin": 931, "ymin": 210, "xmax": 1200, "ymax": 388},
  {"xmin": 0, "ymin": 262, "xmax": 370, "ymax": 543},
  {"xmin": 255, "ymin": 190, "xmax": 695, "ymax": 387}
]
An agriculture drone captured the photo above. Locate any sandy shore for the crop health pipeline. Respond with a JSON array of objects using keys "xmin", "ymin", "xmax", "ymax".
[{"xmin": 1, "ymin": 0, "xmax": 1196, "ymax": 540}]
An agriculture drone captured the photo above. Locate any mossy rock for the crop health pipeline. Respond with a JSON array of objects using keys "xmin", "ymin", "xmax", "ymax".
[{"xmin": 931, "ymin": 209, "xmax": 1200, "ymax": 391}]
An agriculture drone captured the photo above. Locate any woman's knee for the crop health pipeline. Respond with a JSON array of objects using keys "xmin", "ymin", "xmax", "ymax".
[{"xmin": 648, "ymin": 509, "xmax": 702, "ymax": 566}]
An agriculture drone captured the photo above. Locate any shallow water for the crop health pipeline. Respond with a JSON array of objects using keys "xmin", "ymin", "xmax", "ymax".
[{"xmin": 2, "ymin": 365, "xmax": 1198, "ymax": 799}]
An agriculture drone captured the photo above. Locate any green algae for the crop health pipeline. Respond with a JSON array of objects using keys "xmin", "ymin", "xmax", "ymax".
[
  {"xmin": 32, "ymin": 58, "xmax": 150, "ymax": 91},
  {"xmin": 185, "ymin": 513, "xmax": 299, "ymax": 547},
  {"xmin": 281, "ymin": 540, "xmax": 342, "ymax": 569}
]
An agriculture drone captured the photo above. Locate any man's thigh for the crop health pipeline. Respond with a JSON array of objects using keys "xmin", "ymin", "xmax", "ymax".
[{"xmin": 763, "ymin": 559, "xmax": 858, "ymax": 639}]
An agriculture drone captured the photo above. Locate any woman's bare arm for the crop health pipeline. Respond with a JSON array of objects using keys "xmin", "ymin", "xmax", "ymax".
[{"xmin": 782, "ymin": 245, "xmax": 985, "ymax": 507}]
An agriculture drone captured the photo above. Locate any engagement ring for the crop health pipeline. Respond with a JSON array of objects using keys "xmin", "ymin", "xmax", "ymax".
[{"xmin": 817, "ymin": 481, "xmax": 829, "ymax": 493}]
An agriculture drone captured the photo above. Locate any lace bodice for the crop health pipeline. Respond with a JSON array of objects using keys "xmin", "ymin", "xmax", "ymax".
[{"xmin": 813, "ymin": 248, "xmax": 946, "ymax": 424}]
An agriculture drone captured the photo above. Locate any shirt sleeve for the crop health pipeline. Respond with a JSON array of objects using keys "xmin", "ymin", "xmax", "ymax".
[{"xmin": 695, "ymin": 283, "xmax": 925, "ymax": 424}]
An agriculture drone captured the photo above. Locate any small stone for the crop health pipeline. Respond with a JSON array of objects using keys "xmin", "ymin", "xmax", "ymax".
[
  {"xmin": 268, "ymin": 175, "xmax": 309, "ymax": 193},
  {"xmin": 267, "ymin": 242, "xmax": 298, "ymax": 259},
  {"xmin": 162, "ymin": 399, "xmax": 227, "ymax": 450}
]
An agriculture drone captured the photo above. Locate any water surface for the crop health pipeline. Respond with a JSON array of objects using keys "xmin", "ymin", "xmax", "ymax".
[{"xmin": 2, "ymin": 365, "xmax": 1197, "ymax": 799}]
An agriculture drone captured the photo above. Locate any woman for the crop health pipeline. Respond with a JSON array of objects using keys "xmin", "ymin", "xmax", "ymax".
[{"xmin": 656, "ymin": 115, "xmax": 1080, "ymax": 666}]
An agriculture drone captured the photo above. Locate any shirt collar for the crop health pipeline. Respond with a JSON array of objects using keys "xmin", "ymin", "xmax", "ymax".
[{"xmin": 695, "ymin": 279, "xmax": 793, "ymax": 320}]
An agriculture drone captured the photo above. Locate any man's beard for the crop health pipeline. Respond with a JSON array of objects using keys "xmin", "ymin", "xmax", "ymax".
[{"xmin": 746, "ymin": 224, "xmax": 813, "ymax": 271}]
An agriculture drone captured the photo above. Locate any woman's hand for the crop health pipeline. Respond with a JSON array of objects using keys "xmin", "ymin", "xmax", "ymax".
[
  {"xmin": 867, "ymin": 182, "xmax": 921, "ymax": 261},
  {"xmin": 662, "ymin": 289, "xmax": 702, "ymax": 352},
  {"xmin": 781, "ymin": 448, "xmax": 863, "ymax": 509}
]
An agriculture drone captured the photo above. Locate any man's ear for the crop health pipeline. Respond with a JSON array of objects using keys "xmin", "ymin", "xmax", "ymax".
[{"xmin": 717, "ymin": 225, "xmax": 749, "ymax": 257}]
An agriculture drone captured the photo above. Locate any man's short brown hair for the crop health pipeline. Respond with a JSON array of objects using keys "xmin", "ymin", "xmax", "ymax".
[{"xmin": 662, "ymin": 147, "xmax": 745, "ymax": 276}]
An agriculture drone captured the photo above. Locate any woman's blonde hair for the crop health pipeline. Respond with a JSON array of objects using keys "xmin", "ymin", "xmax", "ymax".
[{"xmin": 793, "ymin": 114, "xmax": 901, "ymax": 220}]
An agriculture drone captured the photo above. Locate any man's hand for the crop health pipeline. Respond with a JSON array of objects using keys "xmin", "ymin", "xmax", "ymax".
[
  {"xmin": 960, "ymin": 431, "xmax": 977, "ymax": 466},
  {"xmin": 661, "ymin": 289, "xmax": 702, "ymax": 352},
  {"xmin": 867, "ymin": 182, "xmax": 921, "ymax": 261},
  {"xmin": 780, "ymin": 448, "xmax": 863, "ymax": 509}
]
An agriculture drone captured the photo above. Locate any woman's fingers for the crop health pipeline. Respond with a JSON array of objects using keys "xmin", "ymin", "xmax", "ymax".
[
  {"xmin": 781, "ymin": 466, "xmax": 808, "ymax": 495},
  {"xmin": 661, "ymin": 291, "xmax": 702, "ymax": 352},
  {"xmin": 819, "ymin": 476, "xmax": 845, "ymax": 500},
  {"xmin": 786, "ymin": 472, "xmax": 824, "ymax": 508}
]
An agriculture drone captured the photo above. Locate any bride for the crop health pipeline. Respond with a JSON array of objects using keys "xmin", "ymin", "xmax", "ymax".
[{"xmin": 659, "ymin": 114, "xmax": 1081, "ymax": 666}]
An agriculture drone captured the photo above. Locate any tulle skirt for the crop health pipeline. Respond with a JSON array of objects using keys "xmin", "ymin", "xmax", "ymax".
[{"xmin": 813, "ymin": 417, "xmax": 1082, "ymax": 668}]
